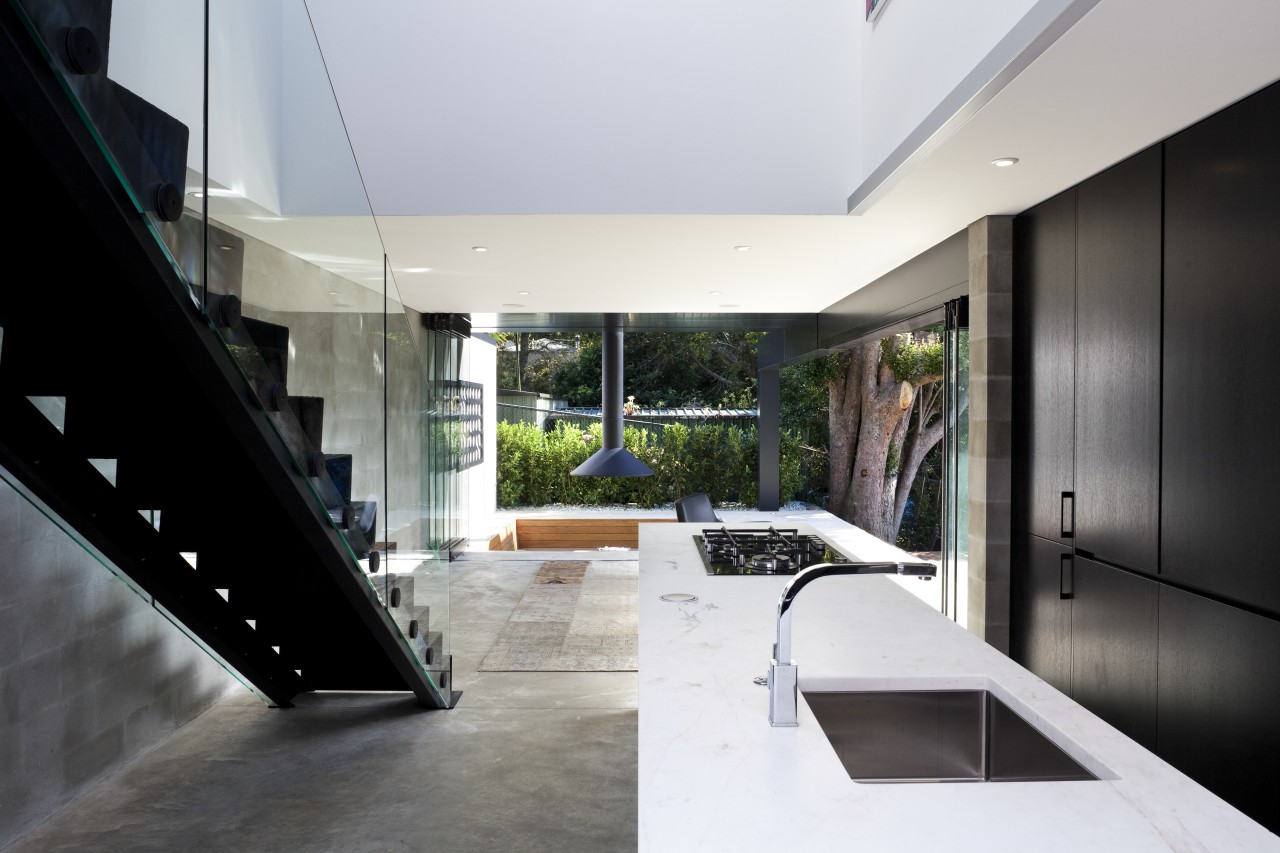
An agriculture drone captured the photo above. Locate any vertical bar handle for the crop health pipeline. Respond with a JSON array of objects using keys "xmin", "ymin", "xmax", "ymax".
[
  {"xmin": 1059, "ymin": 553, "xmax": 1074, "ymax": 600},
  {"xmin": 1060, "ymin": 492, "xmax": 1074, "ymax": 538}
]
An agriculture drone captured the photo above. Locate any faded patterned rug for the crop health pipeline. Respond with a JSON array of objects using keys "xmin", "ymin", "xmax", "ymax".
[{"xmin": 479, "ymin": 559, "xmax": 638, "ymax": 672}]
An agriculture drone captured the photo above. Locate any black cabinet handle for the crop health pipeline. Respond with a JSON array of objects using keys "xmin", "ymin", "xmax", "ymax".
[
  {"xmin": 1060, "ymin": 492, "xmax": 1074, "ymax": 538},
  {"xmin": 1059, "ymin": 553, "xmax": 1074, "ymax": 600}
]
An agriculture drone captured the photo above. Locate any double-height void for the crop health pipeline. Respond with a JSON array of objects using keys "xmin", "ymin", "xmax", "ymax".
[{"xmin": 2, "ymin": 0, "xmax": 1279, "ymax": 848}]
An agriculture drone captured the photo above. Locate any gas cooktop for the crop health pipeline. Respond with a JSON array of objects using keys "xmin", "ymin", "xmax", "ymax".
[{"xmin": 694, "ymin": 527, "xmax": 853, "ymax": 575}]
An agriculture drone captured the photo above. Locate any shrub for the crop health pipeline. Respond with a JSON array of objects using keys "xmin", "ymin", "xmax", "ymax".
[{"xmin": 496, "ymin": 419, "xmax": 809, "ymax": 509}]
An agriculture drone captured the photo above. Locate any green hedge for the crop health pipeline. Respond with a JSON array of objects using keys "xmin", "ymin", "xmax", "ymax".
[{"xmin": 496, "ymin": 420, "xmax": 808, "ymax": 509}]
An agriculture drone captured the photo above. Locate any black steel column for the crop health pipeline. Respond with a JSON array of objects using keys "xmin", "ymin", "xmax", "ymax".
[
  {"xmin": 602, "ymin": 312, "xmax": 623, "ymax": 450},
  {"xmin": 757, "ymin": 351, "xmax": 781, "ymax": 511}
]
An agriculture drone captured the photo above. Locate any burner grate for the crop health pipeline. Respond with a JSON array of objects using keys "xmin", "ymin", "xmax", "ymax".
[{"xmin": 695, "ymin": 527, "xmax": 852, "ymax": 575}]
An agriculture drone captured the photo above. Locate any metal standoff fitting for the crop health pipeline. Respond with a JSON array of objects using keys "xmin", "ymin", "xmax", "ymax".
[
  {"xmin": 211, "ymin": 293, "xmax": 242, "ymax": 328},
  {"xmin": 152, "ymin": 182, "xmax": 184, "ymax": 222},
  {"xmin": 263, "ymin": 381, "xmax": 288, "ymax": 412},
  {"xmin": 61, "ymin": 26, "xmax": 101, "ymax": 74}
]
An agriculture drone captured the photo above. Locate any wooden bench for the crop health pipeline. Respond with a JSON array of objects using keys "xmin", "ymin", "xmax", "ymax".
[{"xmin": 487, "ymin": 517, "xmax": 675, "ymax": 551}]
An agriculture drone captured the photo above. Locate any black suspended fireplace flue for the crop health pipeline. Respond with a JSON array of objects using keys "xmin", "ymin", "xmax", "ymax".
[{"xmin": 571, "ymin": 313, "xmax": 654, "ymax": 478}]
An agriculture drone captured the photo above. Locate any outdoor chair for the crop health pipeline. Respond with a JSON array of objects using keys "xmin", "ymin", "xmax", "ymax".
[{"xmin": 675, "ymin": 492, "xmax": 721, "ymax": 523}]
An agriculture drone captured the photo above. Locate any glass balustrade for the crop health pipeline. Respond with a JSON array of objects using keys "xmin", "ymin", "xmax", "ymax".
[{"xmin": 6, "ymin": 0, "xmax": 461, "ymax": 707}]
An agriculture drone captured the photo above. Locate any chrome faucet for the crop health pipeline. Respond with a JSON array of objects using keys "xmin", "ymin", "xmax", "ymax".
[{"xmin": 768, "ymin": 561, "xmax": 937, "ymax": 727}]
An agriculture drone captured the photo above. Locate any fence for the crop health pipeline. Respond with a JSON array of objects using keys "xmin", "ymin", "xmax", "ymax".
[{"xmin": 496, "ymin": 402, "xmax": 757, "ymax": 433}]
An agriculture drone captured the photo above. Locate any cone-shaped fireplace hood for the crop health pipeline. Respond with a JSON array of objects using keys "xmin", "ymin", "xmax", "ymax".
[{"xmin": 572, "ymin": 314, "xmax": 654, "ymax": 478}]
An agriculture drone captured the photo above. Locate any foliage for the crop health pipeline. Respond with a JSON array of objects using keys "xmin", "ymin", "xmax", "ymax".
[
  {"xmin": 779, "ymin": 354, "xmax": 839, "ymax": 507},
  {"xmin": 547, "ymin": 331, "xmax": 760, "ymax": 408},
  {"xmin": 896, "ymin": 441, "xmax": 944, "ymax": 551},
  {"xmin": 495, "ymin": 419, "xmax": 807, "ymax": 509},
  {"xmin": 881, "ymin": 333, "xmax": 944, "ymax": 383},
  {"xmin": 493, "ymin": 332, "xmax": 581, "ymax": 394}
]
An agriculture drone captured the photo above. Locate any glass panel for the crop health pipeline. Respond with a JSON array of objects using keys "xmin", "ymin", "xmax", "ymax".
[
  {"xmin": 202, "ymin": 0, "xmax": 450, "ymax": 702},
  {"xmin": 385, "ymin": 263, "xmax": 451, "ymax": 688},
  {"xmin": 887, "ymin": 321, "xmax": 946, "ymax": 614},
  {"xmin": 201, "ymin": 0, "xmax": 386, "ymax": 571},
  {"xmin": 941, "ymin": 299, "xmax": 971, "ymax": 627}
]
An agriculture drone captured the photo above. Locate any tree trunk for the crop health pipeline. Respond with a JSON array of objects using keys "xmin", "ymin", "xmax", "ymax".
[
  {"xmin": 827, "ymin": 337, "xmax": 951, "ymax": 544},
  {"xmin": 516, "ymin": 333, "xmax": 529, "ymax": 391}
]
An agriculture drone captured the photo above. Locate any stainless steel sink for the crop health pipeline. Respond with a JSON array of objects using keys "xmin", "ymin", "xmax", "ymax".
[{"xmin": 802, "ymin": 689, "xmax": 1099, "ymax": 783}]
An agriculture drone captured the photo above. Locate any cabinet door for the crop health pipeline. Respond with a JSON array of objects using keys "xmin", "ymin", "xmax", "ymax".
[
  {"xmin": 1074, "ymin": 147, "xmax": 1162, "ymax": 574},
  {"xmin": 1070, "ymin": 556, "xmax": 1158, "ymax": 749},
  {"xmin": 1011, "ymin": 535, "xmax": 1072, "ymax": 694},
  {"xmin": 1157, "ymin": 585, "xmax": 1280, "ymax": 833},
  {"xmin": 1162, "ymin": 83, "xmax": 1280, "ymax": 612},
  {"xmin": 1013, "ymin": 190, "xmax": 1075, "ymax": 543}
]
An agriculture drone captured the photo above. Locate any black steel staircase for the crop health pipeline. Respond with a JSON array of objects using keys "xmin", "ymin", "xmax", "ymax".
[{"xmin": 0, "ymin": 0, "xmax": 450, "ymax": 708}]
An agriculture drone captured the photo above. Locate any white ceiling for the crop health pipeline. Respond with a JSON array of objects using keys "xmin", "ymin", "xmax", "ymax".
[{"xmin": 257, "ymin": 0, "xmax": 1280, "ymax": 317}]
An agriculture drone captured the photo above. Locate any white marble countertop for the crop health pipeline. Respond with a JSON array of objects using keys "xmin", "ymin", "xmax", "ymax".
[{"xmin": 638, "ymin": 520, "xmax": 1280, "ymax": 852}]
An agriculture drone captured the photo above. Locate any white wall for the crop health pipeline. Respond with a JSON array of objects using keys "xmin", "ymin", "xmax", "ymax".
[
  {"xmin": 462, "ymin": 336, "xmax": 498, "ymax": 540},
  {"xmin": 852, "ymin": 0, "xmax": 1096, "ymax": 199},
  {"xmin": 302, "ymin": 0, "xmax": 861, "ymax": 215},
  {"xmin": 278, "ymin": 0, "xmax": 373, "ymax": 216},
  {"xmin": 105, "ymin": 1, "xmax": 1104, "ymax": 219},
  {"xmin": 857, "ymin": 0, "xmax": 1038, "ymax": 182}
]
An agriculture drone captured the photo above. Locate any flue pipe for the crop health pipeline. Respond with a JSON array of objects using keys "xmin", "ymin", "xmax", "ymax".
[{"xmin": 571, "ymin": 313, "xmax": 654, "ymax": 477}]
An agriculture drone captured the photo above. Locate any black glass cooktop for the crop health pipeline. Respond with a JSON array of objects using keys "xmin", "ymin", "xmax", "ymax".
[{"xmin": 694, "ymin": 527, "xmax": 853, "ymax": 575}]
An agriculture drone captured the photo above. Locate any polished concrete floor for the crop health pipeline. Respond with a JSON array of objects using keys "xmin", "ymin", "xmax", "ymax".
[{"xmin": 6, "ymin": 552, "xmax": 638, "ymax": 853}]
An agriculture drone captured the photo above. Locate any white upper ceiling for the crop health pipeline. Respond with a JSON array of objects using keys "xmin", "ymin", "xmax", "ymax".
[{"xmin": 262, "ymin": 0, "xmax": 1280, "ymax": 316}]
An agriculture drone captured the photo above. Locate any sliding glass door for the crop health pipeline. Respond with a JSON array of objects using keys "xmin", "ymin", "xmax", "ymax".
[{"xmin": 940, "ymin": 298, "xmax": 970, "ymax": 625}]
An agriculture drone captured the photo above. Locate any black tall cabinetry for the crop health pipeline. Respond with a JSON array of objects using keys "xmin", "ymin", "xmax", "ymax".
[
  {"xmin": 1069, "ymin": 557, "xmax": 1159, "ymax": 749},
  {"xmin": 1013, "ymin": 190, "xmax": 1076, "ymax": 546},
  {"xmin": 1014, "ymin": 537, "xmax": 1072, "ymax": 694},
  {"xmin": 1162, "ymin": 84, "xmax": 1280, "ymax": 613},
  {"xmin": 1011, "ymin": 81, "xmax": 1280, "ymax": 835},
  {"xmin": 1012, "ymin": 149, "xmax": 1163, "ymax": 748},
  {"xmin": 1157, "ymin": 587, "xmax": 1280, "ymax": 828},
  {"xmin": 1073, "ymin": 149, "xmax": 1162, "ymax": 574}
]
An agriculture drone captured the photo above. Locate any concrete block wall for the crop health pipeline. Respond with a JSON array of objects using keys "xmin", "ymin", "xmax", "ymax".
[
  {"xmin": 0, "ymin": 473, "xmax": 238, "ymax": 848},
  {"xmin": 966, "ymin": 216, "xmax": 1014, "ymax": 653}
]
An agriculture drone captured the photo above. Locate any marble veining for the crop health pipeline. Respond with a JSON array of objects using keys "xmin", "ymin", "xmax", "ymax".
[{"xmin": 638, "ymin": 520, "xmax": 1280, "ymax": 852}]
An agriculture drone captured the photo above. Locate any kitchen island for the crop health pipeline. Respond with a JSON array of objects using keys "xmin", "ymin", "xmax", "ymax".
[{"xmin": 638, "ymin": 520, "xmax": 1279, "ymax": 852}]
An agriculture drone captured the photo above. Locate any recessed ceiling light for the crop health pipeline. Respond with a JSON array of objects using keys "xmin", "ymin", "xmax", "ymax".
[
  {"xmin": 327, "ymin": 290, "xmax": 340, "ymax": 296},
  {"xmin": 991, "ymin": 157, "xmax": 1020, "ymax": 167},
  {"xmin": 734, "ymin": 245, "xmax": 751, "ymax": 252},
  {"xmin": 502, "ymin": 303, "xmax": 524, "ymax": 308},
  {"xmin": 516, "ymin": 290, "xmax": 530, "ymax": 295},
  {"xmin": 216, "ymin": 244, "xmax": 234, "ymax": 251},
  {"xmin": 718, "ymin": 303, "xmax": 740, "ymax": 308},
  {"xmin": 472, "ymin": 246, "xmax": 488, "ymax": 253},
  {"xmin": 398, "ymin": 267, "xmax": 432, "ymax": 273},
  {"xmin": 709, "ymin": 290, "xmax": 722, "ymax": 295}
]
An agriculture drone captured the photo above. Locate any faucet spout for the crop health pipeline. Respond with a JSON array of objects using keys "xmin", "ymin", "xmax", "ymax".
[{"xmin": 768, "ymin": 561, "xmax": 937, "ymax": 727}]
